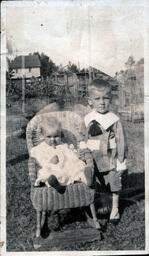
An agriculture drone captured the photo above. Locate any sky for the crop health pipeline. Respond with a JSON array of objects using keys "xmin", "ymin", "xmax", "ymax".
[{"xmin": 4, "ymin": 1, "xmax": 145, "ymax": 76}]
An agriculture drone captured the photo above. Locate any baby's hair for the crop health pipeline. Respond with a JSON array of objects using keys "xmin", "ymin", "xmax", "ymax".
[
  {"xmin": 40, "ymin": 115, "xmax": 61, "ymax": 134},
  {"xmin": 88, "ymin": 79, "xmax": 112, "ymax": 96}
]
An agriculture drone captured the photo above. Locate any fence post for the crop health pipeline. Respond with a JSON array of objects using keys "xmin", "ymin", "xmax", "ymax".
[
  {"xmin": 55, "ymin": 73, "xmax": 58, "ymax": 83},
  {"xmin": 47, "ymin": 77, "xmax": 50, "ymax": 105},
  {"xmin": 85, "ymin": 70, "xmax": 88, "ymax": 97},
  {"xmin": 64, "ymin": 73, "xmax": 68, "ymax": 100},
  {"xmin": 89, "ymin": 66, "xmax": 92, "ymax": 84},
  {"xmin": 131, "ymin": 104, "xmax": 134, "ymax": 122},
  {"xmin": 22, "ymin": 76, "xmax": 25, "ymax": 113},
  {"xmin": 21, "ymin": 55, "xmax": 25, "ymax": 114}
]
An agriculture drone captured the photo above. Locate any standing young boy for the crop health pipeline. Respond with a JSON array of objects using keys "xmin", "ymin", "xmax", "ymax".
[{"xmin": 80, "ymin": 78, "xmax": 128, "ymax": 224}]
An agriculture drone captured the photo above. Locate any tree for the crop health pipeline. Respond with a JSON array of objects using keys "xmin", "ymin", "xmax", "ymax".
[
  {"xmin": 69, "ymin": 63, "xmax": 79, "ymax": 73},
  {"xmin": 137, "ymin": 58, "xmax": 144, "ymax": 65},
  {"xmin": 40, "ymin": 53, "xmax": 50, "ymax": 78},
  {"xmin": 125, "ymin": 56, "xmax": 135, "ymax": 69},
  {"xmin": 33, "ymin": 52, "xmax": 58, "ymax": 78},
  {"xmin": 48, "ymin": 59, "xmax": 58, "ymax": 76},
  {"xmin": 65, "ymin": 62, "xmax": 79, "ymax": 73}
]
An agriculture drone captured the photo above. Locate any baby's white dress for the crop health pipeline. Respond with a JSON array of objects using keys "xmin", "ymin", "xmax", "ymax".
[{"xmin": 31, "ymin": 141, "xmax": 87, "ymax": 185}]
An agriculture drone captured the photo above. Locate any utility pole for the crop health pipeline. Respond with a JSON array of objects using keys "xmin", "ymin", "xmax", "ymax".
[
  {"xmin": 78, "ymin": 61, "xmax": 80, "ymax": 72},
  {"xmin": 89, "ymin": 66, "xmax": 92, "ymax": 84}
]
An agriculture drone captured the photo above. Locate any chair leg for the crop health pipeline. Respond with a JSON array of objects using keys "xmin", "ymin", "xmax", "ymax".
[
  {"xmin": 36, "ymin": 211, "xmax": 41, "ymax": 237},
  {"xmin": 90, "ymin": 203, "xmax": 97, "ymax": 220},
  {"xmin": 41, "ymin": 211, "xmax": 46, "ymax": 228}
]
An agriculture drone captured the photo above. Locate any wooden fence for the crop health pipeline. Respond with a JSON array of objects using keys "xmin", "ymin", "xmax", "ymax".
[
  {"xmin": 7, "ymin": 75, "xmax": 144, "ymax": 122},
  {"xmin": 119, "ymin": 103, "xmax": 144, "ymax": 122}
]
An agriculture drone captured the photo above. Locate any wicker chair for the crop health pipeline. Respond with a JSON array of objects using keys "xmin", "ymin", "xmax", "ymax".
[{"xmin": 26, "ymin": 110, "xmax": 98, "ymax": 237}]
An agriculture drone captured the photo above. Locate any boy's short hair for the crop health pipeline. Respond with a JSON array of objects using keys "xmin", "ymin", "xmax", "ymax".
[
  {"xmin": 88, "ymin": 79, "xmax": 112, "ymax": 96},
  {"xmin": 40, "ymin": 116, "xmax": 61, "ymax": 134}
]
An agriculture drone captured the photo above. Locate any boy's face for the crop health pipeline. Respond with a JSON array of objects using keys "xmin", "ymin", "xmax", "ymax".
[
  {"xmin": 89, "ymin": 87, "xmax": 111, "ymax": 114},
  {"xmin": 43, "ymin": 126, "xmax": 61, "ymax": 147}
]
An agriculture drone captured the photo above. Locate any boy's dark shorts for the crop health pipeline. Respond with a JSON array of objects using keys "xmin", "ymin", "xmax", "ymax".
[{"xmin": 95, "ymin": 169, "xmax": 122, "ymax": 192}]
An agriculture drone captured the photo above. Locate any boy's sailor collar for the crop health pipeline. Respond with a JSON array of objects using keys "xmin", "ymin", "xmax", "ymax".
[{"xmin": 84, "ymin": 110, "xmax": 119, "ymax": 130}]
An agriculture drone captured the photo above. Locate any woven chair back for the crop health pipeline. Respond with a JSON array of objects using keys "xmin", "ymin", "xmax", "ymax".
[{"xmin": 26, "ymin": 110, "xmax": 86, "ymax": 154}]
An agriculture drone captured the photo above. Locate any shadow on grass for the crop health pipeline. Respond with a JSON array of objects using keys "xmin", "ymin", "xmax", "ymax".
[
  {"xmin": 122, "ymin": 171, "xmax": 144, "ymax": 190},
  {"xmin": 40, "ymin": 208, "xmax": 86, "ymax": 239},
  {"xmin": 41, "ymin": 172, "xmax": 145, "ymax": 238},
  {"xmin": 93, "ymin": 171, "xmax": 145, "ymax": 222},
  {"xmin": 6, "ymin": 153, "xmax": 29, "ymax": 167}
]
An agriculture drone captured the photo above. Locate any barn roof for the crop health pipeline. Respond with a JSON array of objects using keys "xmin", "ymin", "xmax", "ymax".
[
  {"xmin": 10, "ymin": 55, "xmax": 41, "ymax": 69},
  {"xmin": 89, "ymin": 66, "xmax": 113, "ymax": 79}
]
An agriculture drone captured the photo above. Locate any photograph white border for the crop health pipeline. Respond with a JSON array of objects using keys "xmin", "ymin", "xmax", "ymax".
[{"xmin": 1, "ymin": 0, "xmax": 149, "ymax": 255}]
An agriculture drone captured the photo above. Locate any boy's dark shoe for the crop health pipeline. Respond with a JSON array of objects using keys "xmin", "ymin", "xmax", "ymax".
[
  {"xmin": 109, "ymin": 218, "xmax": 120, "ymax": 226},
  {"xmin": 48, "ymin": 175, "xmax": 66, "ymax": 194}
]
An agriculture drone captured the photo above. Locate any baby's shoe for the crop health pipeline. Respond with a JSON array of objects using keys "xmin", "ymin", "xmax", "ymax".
[
  {"xmin": 48, "ymin": 175, "xmax": 66, "ymax": 194},
  {"xmin": 34, "ymin": 180, "xmax": 41, "ymax": 187}
]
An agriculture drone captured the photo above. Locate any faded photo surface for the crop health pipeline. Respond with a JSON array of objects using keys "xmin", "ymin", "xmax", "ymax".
[{"xmin": 1, "ymin": 0, "xmax": 149, "ymax": 254}]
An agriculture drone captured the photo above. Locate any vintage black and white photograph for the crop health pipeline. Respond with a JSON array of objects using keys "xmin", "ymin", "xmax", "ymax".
[{"xmin": 1, "ymin": 0, "xmax": 149, "ymax": 254}]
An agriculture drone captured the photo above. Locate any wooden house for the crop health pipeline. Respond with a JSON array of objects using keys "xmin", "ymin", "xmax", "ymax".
[{"xmin": 10, "ymin": 55, "xmax": 41, "ymax": 80}]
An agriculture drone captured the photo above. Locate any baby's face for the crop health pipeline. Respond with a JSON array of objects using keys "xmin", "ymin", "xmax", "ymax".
[
  {"xmin": 43, "ymin": 127, "xmax": 61, "ymax": 147},
  {"xmin": 89, "ymin": 87, "xmax": 111, "ymax": 114}
]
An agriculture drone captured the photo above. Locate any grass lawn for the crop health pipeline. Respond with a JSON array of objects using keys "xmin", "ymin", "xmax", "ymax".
[{"xmin": 6, "ymin": 98, "xmax": 145, "ymax": 251}]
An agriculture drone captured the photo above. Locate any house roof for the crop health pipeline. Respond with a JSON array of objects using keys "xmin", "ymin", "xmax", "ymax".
[
  {"xmin": 10, "ymin": 55, "xmax": 41, "ymax": 69},
  {"xmin": 89, "ymin": 66, "xmax": 113, "ymax": 79}
]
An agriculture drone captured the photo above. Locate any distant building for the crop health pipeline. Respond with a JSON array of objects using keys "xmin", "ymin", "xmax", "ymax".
[
  {"xmin": 50, "ymin": 66, "xmax": 116, "ymax": 99},
  {"xmin": 10, "ymin": 55, "xmax": 41, "ymax": 79}
]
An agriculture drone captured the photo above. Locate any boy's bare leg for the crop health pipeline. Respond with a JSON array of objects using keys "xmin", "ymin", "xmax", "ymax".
[
  {"xmin": 110, "ymin": 192, "xmax": 120, "ymax": 223},
  {"xmin": 41, "ymin": 211, "xmax": 46, "ymax": 228},
  {"xmin": 36, "ymin": 211, "xmax": 41, "ymax": 237}
]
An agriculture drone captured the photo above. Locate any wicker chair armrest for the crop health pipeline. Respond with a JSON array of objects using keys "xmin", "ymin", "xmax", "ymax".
[
  {"xmin": 28, "ymin": 157, "xmax": 38, "ymax": 185},
  {"xmin": 26, "ymin": 125, "xmax": 34, "ymax": 154},
  {"xmin": 79, "ymin": 148, "xmax": 94, "ymax": 167}
]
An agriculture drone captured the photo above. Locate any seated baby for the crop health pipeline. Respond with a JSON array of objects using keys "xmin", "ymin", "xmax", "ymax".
[{"xmin": 31, "ymin": 116, "xmax": 94, "ymax": 193}]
